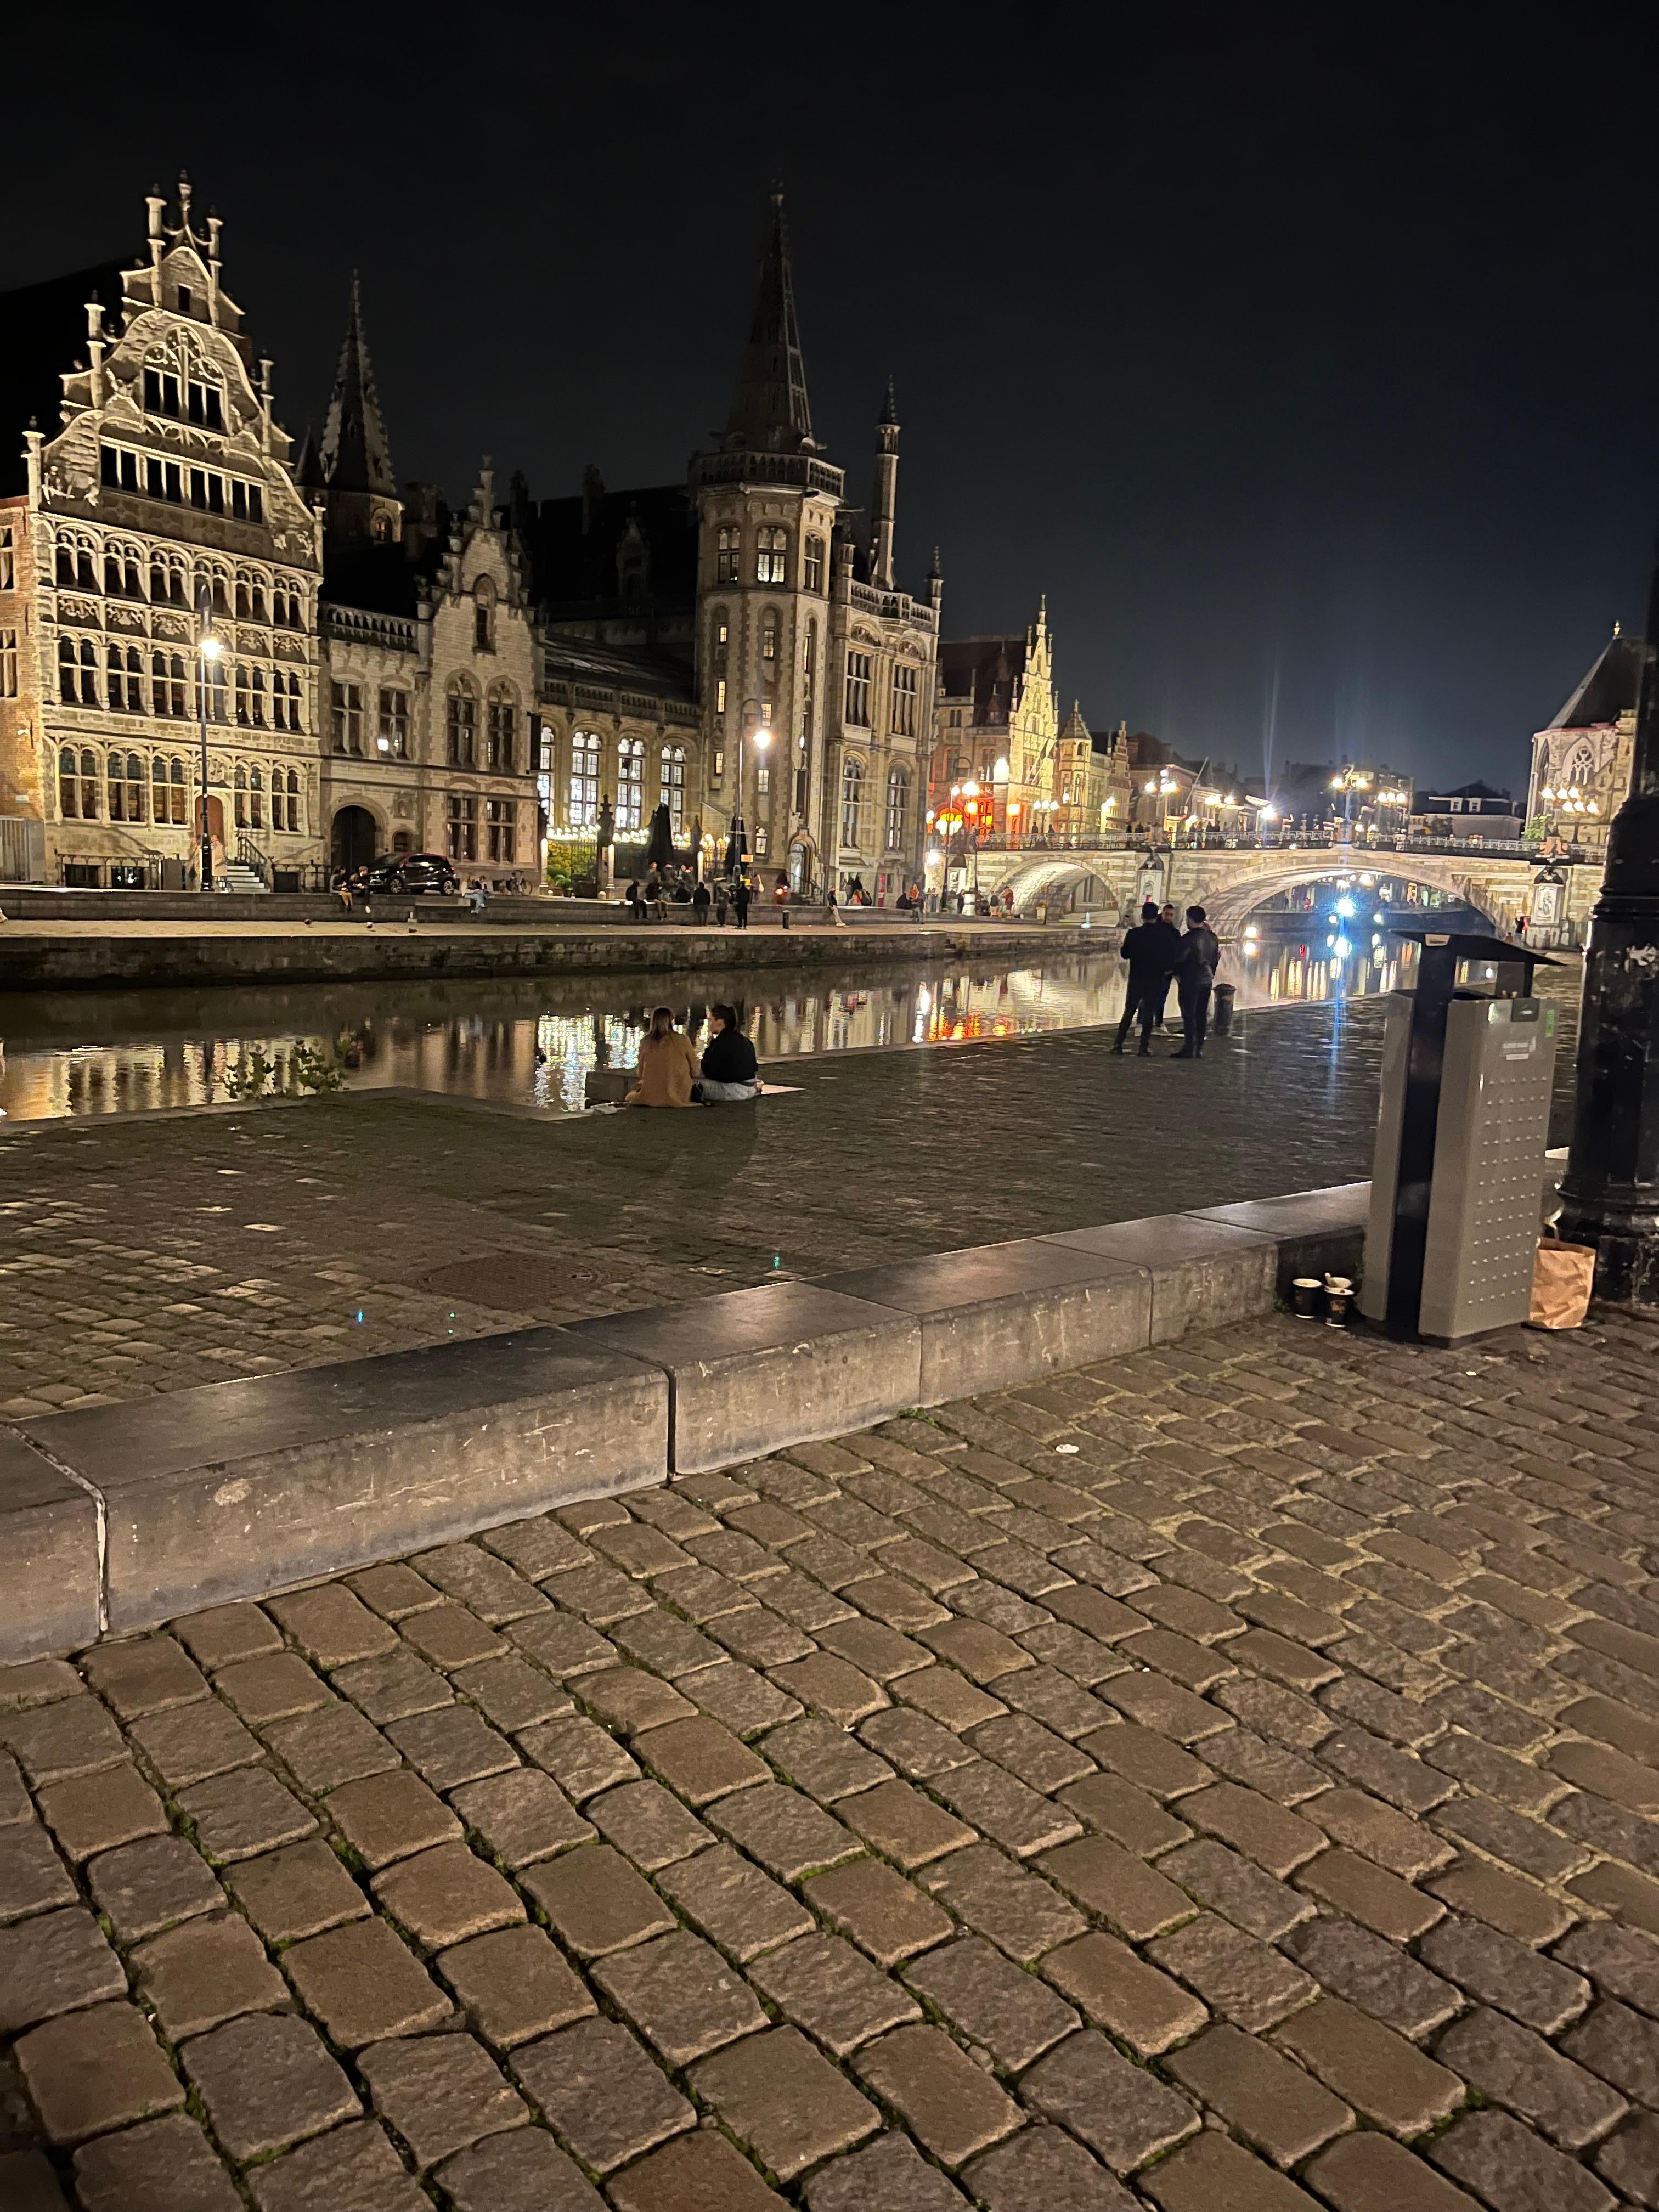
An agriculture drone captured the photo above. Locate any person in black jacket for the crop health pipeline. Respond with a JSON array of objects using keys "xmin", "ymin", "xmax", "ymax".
[
  {"xmin": 1172, "ymin": 904, "xmax": 1222, "ymax": 1058},
  {"xmin": 1114, "ymin": 901, "xmax": 1182, "ymax": 1054},
  {"xmin": 698, "ymin": 1005, "xmax": 760, "ymax": 1101}
]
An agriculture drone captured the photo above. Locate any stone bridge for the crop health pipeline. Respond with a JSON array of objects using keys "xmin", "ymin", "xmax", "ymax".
[{"xmin": 973, "ymin": 842, "xmax": 1600, "ymax": 941}]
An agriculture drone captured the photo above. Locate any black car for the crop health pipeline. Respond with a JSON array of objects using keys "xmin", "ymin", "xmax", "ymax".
[{"xmin": 366, "ymin": 853, "xmax": 460, "ymax": 896}]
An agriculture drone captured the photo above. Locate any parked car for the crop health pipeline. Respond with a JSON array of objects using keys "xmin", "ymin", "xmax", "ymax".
[{"xmin": 366, "ymin": 853, "xmax": 460, "ymax": 896}]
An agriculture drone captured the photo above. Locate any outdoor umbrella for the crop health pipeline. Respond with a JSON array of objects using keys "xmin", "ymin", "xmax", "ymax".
[
  {"xmin": 723, "ymin": 820, "xmax": 743, "ymax": 877},
  {"xmin": 643, "ymin": 803, "xmax": 676, "ymax": 873}
]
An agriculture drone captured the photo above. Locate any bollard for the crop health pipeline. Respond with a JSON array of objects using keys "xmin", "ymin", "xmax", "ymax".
[{"xmin": 1212, "ymin": 982, "xmax": 1236, "ymax": 1035}]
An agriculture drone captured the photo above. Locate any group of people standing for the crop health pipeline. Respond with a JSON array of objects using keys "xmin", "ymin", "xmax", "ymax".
[
  {"xmin": 625, "ymin": 1005, "xmax": 761, "ymax": 1107},
  {"xmin": 1115, "ymin": 900, "xmax": 1222, "ymax": 1059}
]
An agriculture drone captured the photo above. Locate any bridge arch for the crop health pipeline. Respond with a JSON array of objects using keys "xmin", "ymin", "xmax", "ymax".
[
  {"xmin": 983, "ymin": 846, "xmax": 1513, "ymax": 934},
  {"xmin": 1199, "ymin": 859, "xmax": 1502, "ymax": 936}
]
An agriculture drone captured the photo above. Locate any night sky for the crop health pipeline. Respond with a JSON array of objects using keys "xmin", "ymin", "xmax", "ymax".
[{"xmin": 8, "ymin": 2, "xmax": 1658, "ymax": 793}]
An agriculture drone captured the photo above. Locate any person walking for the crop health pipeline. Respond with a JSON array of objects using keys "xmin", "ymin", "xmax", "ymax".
[
  {"xmin": 1172, "ymin": 904, "xmax": 1221, "ymax": 1058},
  {"xmin": 625, "ymin": 1007, "xmax": 701, "ymax": 1107},
  {"xmin": 732, "ymin": 872, "xmax": 751, "ymax": 930},
  {"xmin": 1113, "ymin": 900, "xmax": 1181, "ymax": 1054}
]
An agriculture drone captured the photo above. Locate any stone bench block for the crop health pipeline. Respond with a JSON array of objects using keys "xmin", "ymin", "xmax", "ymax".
[
  {"xmin": 1187, "ymin": 1183, "xmax": 1370, "ymax": 1294},
  {"xmin": 817, "ymin": 1239, "xmax": 1152, "ymax": 1404},
  {"xmin": 0, "ymin": 1431, "xmax": 101, "ymax": 1663},
  {"xmin": 1045, "ymin": 1215, "xmax": 1278, "ymax": 1342},
  {"xmin": 21, "ymin": 1330, "xmax": 667, "ymax": 1637},
  {"xmin": 569, "ymin": 1284, "xmax": 921, "ymax": 1475}
]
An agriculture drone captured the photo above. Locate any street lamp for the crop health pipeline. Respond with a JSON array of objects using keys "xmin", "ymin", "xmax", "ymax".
[
  {"xmin": 1559, "ymin": 533, "xmax": 1659, "ymax": 1302},
  {"xmin": 196, "ymin": 582, "xmax": 222, "ymax": 893},
  {"xmin": 1330, "ymin": 766, "xmax": 1370, "ymax": 843},
  {"xmin": 730, "ymin": 710, "xmax": 771, "ymax": 876}
]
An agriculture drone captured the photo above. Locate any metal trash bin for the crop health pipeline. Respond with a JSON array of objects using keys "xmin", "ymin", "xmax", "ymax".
[
  {"xmin": 1212, "ymin": 983, "xmax": 1236, "ymax": 1035},
  {"xmin": 1359, "ymin": 930, "xmax": 1560, "ymax": 1344}
]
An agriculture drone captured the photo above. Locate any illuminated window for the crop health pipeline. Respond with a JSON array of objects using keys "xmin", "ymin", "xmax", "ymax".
[
  {"xmin": 617, "ymin": 738, "xmax": 645, "ymax": 832},
  {"xmin": 804, "ymin": 535, "xmax": 824, "ymax": 592},
  {"xmin": 59, "ymin": 746, "xmax": 99, "ymax": 820},
  {"xmin": 487, "ymin": 684, "xmax": 516, "ymax": 770},
  {"xmin": 331, "ymin": 681, "xmax": 364, "ymax": 756},
  {"xmin": 659, "ymin": 745, "xmax": 686, "ymax": 833},
  {"xmin": 379, "ymin": 688, "xmax": 408, "ymax": 757},
  {"xmin": 760, "ymin": 608, "xmax": 780, "ymax": 665},
  {"xmin": 716, "ymin": 526, "xmax": 740, "ymax": 583},
  {"xmin": 885, "ymin": 766, "xmax": 910, "ymax": 850},
  {"xmin": 568, "ymin": 729, "xmax": 601, "ymax": 827},
  {"xmin": 109, "ymin": 752, "xmax": 145, "ymax": 823},
  {"xmin": 755, "ymin": 526, "xmax": 788, "ymax": 584}
]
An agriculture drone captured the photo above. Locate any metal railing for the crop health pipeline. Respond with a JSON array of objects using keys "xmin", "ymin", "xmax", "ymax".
[
  {"xmin": 234, "ymin": 835, "xmax": 274, "ymax": 888},
  {"xmin": 970, "ymin": 828, "xmax": 1596, "ymax": 866}
]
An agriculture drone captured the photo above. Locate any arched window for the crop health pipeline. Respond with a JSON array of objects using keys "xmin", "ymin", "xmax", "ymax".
[
  {"xmin": 169, "ymin": 758, "xmax": 187, "ymax": 825},
  {"xmin": 755, "ymin": 526, "xmax": 788, "ymax": 585},
  {"xmin": 473, "ymin": 580, "xmax": 495, "ymax": 652},
  {"xmin": 804, "ymin": 536, "xmax": 825, "ymax": 594},
  {"xmin": 249, "ymin": 668, "xmax": 266, "ymax": 727},
  {"xmin": 709, "ymin": 607, "xmax": 731, "ymax": 716},
  {"xmin": 568, "ymin": 729, "xmax": 601, "ymax": 827},
  {"xmin": 58, "ymin": 747, "xmax": 81, "ymax": 819},
  {"xmin": 286, "ymin": 672, "xmax": 304, "ymax": 733},
  {"xmin": 109, "ymin": 753, "xmax": 145, "ymax": 823},
  {"xmin": 885, "ymin": 765, "xmax": 910, "ymax": 852},
  {"xmin": 58, "ymin": 639, "xmax": 77, "ymax": 704},
  {"xmin": 618, "ymin": 737, "xmax": 645, "ymax": 833},
  {"xmin": 286, "ymin": 768, "xmax": 303, "ymax": 835},
  {"xmin": 760, "ymin": 608, "xmax": 780, "ymax": 667},
  {"xmin": 235, "ymin": 667, "xmax": 252, "ymax": 725},
  {"xmin": 196, "ymin": 566, "xmax": 229, "ymax": 617},
  {"xmin": 55, "ymin": 533, "xmax": 97, "ymax": 591},
  {"xmin": 234, "ymin": 764, "xmax": 248, "ymax": 829},
  {"xmin": 716, "ymin": 526, "xmax": 740, "ymax": 584},
  {"xmin": 840, "ymin": 755, "xmax": 866, "ymax": 850},
  {"xmin": 447, "ymin": 678, "xmax": 478, "ymax": 766},
  {"xmin": 659, "ymin": 745, "xmax": 686, "ymax": 834},
  {"xmin": 149, "ymin": 553, "xmax": 185, "ymax": 606},
  {"xmin": 487, "ymin": 683, "xmax": 517, "ymax": 771},
  {"xmin": 249, "ymin": 768, "xmax": 263, "ymax": 830}
]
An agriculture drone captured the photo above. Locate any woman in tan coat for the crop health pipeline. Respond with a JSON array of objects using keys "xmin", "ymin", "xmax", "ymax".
[{"xmin": 626, "ymin": 1007, "xmax": 700, "ymax": 1107}]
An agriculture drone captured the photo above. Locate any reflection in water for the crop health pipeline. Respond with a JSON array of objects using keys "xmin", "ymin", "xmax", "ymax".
[{"xmin": 0, "ymin": 924, "xmax": 1440, "ymax": 1124}]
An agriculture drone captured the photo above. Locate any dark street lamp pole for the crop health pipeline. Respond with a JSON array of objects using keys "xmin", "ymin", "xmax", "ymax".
[{"xmin": 1559, "ymin": 533, "xmax": 1659, "ymax": 1304}]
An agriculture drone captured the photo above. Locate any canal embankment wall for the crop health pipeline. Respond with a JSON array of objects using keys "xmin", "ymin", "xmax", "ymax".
[{"xmin": 0, "ymin": 918, "xmax": 1099, "ymax": 992}]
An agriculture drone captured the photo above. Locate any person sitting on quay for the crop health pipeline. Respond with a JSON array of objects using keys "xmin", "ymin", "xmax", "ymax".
[
  {"xmin": 697, "ymin": 1004, "xmax": 760, "ymax": 1102},
  {"xmin": 625, "ymin": 1007, "xmax": 701, "ymax": 1107}
]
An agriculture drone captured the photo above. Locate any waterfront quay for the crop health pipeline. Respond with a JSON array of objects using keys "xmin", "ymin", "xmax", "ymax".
[{"xmin": 3, "ymin": 1305, "xmax": 1657, "ymax": 2209}]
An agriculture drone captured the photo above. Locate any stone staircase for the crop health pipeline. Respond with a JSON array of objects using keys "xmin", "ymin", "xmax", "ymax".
[{"xmin": 216, "ymin": 860, "xmax": 268, "ymax": 895}]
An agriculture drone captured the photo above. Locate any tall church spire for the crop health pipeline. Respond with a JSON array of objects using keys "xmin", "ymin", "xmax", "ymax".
[
  {"xmin": 724, "ymin": 190, "xmax": 815, "ymax": 455},
  {"xmin": 320, "ymin": 274, "xmax": 395, "ymax": 499}
]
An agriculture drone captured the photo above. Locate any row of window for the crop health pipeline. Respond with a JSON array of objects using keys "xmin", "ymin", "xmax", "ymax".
[
  {"xmin": 713, "ymin": 524, "xmax": 827, "ymax": 592},
  {"xmin": 52, "ymin": 537, "xmax": 304, "ymax": 625},
  {"xmin": 57, "ymin": 640, "xmax": 304, "ymax": 729},
  {"xmin": 57, "ymin": 748, "xmax": 305, "ymax": 832},
  {"xmin": 142, "ymin": 364, "xmax": 224, "ymax": 430},
  {"xmin": 839, "ymin": 759, "xmax": 910, "ymax": 853},
  {"xmin": 446, "ymin": 794, "xmax": 518, "ymax": 864},
  {"xmin": 101, "ymin": 444, "xmax": 267, "ymax": 523},
  {"xmin": 844, "ymin": 654, "xmax": 919, "ymax": 735},
  {"xmin": 567, "ymin": 733, "xmax": 689, "ymax": 834}
]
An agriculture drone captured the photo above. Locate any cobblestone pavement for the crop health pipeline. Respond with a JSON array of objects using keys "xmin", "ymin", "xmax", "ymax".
[
  {"xmin": 4, "ymin": 1307, "xmax": 1659, "ymax": 2208},
  {"xmin": 0, "ymin": 995, "xmax": 1514, "ymax": 1418}
]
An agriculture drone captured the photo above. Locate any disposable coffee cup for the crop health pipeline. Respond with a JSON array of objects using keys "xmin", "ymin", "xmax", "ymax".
[
  {"xmin": 1325, "ymin": 1286, "xmax": 1352, "ymax": 1328},
  {"xmin": 1292, "ymin": 1279, "xmax": 1323, "ymax": 1320}
]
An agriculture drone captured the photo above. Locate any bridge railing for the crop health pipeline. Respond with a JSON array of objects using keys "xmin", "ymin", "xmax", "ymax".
[{"xmin": 973, "ymin": 830, "xmax": 1594, "ymax": 866}]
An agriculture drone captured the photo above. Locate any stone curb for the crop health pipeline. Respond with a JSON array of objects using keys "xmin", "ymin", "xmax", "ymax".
[{"xmin": 0, "ymin": 1183, "xmax": 1368, "ymax": 1661}]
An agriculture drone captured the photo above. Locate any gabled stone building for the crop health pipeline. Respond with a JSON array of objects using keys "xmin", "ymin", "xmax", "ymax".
[
  {"xmin": 1525, "ymin": 626, "xmax": 1641, "ymax": 850},
  {"xmin": 0, "ymin": 182, "xmax": 322, "ymax": 886},
  {"xmin": 1, "ymin": 180, "xmax": 938, "ymax": 895},
  {"xmin": 929, "ymin": 602, "xmax": 1059, "ymax": 839}
]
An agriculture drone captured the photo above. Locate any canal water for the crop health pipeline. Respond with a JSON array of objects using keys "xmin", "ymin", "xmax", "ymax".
[{"xmin": 0, "ymin": 918, "xmax": 1576, "ymax": 1124}]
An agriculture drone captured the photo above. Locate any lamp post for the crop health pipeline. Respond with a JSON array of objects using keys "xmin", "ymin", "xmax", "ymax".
[
  {"xmin": 961, "ymin": 778, "xmax": 981, "ymax": 906},
  {"xmin": 195, "ymin": 581, "xmax": 222, "ymax": 893},
  {"xmin": 1559, "ymin": 537, "xmax": 1659, "ymax": 1305},
  {"xmin": 1330, "ymin": 765, "xmax": 1370, "ymax": 844},
  {"xmin": 730, "ymin": 711, "xmax": 771, "ymax": 879}
]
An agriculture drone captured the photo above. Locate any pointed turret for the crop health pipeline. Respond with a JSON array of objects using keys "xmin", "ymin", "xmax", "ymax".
[
  {"xmin": 318, "ymin": 275, "xmax": 399, "ymax": 540},
  {"xmin": 724, "ymin": 190, "xmax": 815, "ymax": 455},
  {"xmin": 870, "ymin": 377, "xmax": 900, "ymax": 589}
]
